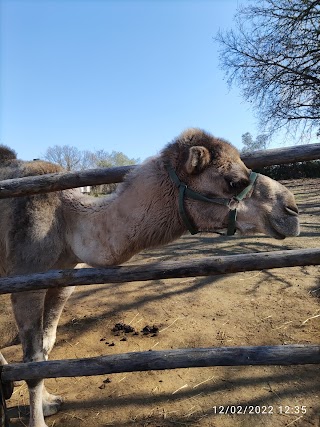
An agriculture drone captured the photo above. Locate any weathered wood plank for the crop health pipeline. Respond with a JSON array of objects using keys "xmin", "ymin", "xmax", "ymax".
[
  {"xmin": 1, "ymin": 248, "xmax": 320, "ymax": 295},
  {"xmin": 0, "ymin": 165, "xmax": 133, "ymax": 198},
  {"xmin": 2, "ymin": 345, "xmax": 319, "ymax": 382},
  {"xmin": 0, "ymin": 143, "xmax": 319, "ymax": 198},
  {"xmin": 241, "ymin": 142, "xmax": 320, "ymax": 168}
]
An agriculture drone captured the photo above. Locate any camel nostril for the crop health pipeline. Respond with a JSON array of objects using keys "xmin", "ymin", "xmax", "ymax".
[{"xmin": 285, "ymin": 206, "xmax": 299, "ymax": 216}]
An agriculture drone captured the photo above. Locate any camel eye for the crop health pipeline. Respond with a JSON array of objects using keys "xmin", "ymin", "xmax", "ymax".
[{"xmin": 227, "ymin": 178, "xmax": 250, "ymax": 191}]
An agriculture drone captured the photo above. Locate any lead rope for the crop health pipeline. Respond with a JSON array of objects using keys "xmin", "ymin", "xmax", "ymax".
[
  {"xmin": 178, "ymin": 183, "xmax": 198, "ymax": 235},
  {"xmin": 226, "ymin": 209, "xmax": 237, "ymax": 236}
]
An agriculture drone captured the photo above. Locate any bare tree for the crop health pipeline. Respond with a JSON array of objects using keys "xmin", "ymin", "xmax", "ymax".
[
  {"xmin": 42, "ymin": 145, "xmax": 139, "ymax": 194},
  {"xmin": 241, "ymin": 132, "xmax": 269, "ymax": 153},
  {"xmin": 43, "ymin": 145, "xmax": 138, "ymax": 171},
  {"xmin": 88, "ymin": 150, "xmax": 139, "ymax": 194},
  {"xmin": 216, "ymin": 0, "xmax": 320, "ymax": 140},
  {"xmin": 94, "ymin": 150, "xmax": 139, "ymax": 168},
  {"xmin": 43, "ymin": 145, "xmax": 84, "ymax": 171}
]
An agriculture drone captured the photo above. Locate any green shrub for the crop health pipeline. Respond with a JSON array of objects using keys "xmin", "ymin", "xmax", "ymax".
[{"xmin": 256, "ymin": 160, "xmax": 320, "ymax": 180}]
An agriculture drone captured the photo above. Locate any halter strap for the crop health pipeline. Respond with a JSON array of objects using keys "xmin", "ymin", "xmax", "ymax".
[{"xmin": 164, "ymin": 162, "xmax": 258, "ymax": 236}]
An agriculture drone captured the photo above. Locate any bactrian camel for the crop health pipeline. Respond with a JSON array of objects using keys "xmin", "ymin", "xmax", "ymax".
[{"xmin": 0, "ymin": 129, "xmax": 300, "ymax": 427}]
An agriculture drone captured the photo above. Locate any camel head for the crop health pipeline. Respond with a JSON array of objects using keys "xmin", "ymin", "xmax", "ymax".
[{"xmin": 161, "ymin": 128, "xmax": 300, "ymax": 239}]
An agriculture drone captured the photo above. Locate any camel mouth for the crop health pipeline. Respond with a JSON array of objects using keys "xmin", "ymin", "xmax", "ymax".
[
  {"xmin": 268, "ymin": 227, "xmax": 287, "ymax": 240},
  {"xmin": 235, "ymin": 216, "xmax": 299, "ymax": 240},
  {"xmin": 267, "ymin": 215, "xmax": 300, "ymax": 240},
  {"xmin": 236, "ymin": 224, "xmax": 287, "ymax": 240}
]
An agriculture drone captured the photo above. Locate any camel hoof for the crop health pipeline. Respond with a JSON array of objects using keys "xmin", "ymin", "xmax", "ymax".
[{"xmin": 43, "ymin": 394, "xmax": 63, "ymax": 417}]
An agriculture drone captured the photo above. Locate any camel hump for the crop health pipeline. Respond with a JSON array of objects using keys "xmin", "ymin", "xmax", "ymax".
[
  {"xmin": 25, "ymin": 160, "xmax": 64, "ymax": 175},
  {"xmin": 0, "ymin": 145, "xmax": 17, "ymax": 162}
]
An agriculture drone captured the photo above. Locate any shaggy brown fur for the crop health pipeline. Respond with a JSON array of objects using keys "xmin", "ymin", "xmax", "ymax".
[
  {"xmin": 0, "ymin": 128, "xmax": 300, "ymax": 427},
  {"xmin": 0, "ymin": 145, "xmax": 17, "ymax": 162}
]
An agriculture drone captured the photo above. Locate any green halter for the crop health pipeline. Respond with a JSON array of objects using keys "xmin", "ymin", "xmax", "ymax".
[{"xmin": 164, "ymin": 162, "xmax": 258, "ymax": 236}]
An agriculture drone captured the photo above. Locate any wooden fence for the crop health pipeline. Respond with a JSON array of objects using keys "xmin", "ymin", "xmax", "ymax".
[
  {"xmin": 0, "ymin": 142, "xmax": 320, "ymax": 198},
  {"xmin": 0, "ymin": 142, "xmax": 320, "ymax": 424}
]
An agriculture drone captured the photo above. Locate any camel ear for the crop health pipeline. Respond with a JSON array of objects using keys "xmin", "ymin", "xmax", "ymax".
[{"xmin": 185, "ymin": 146, "xmax": 211, "ymax": 174}]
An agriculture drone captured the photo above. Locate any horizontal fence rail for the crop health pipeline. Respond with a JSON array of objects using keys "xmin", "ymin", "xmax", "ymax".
[
  {"xmin": 0, "ymin": 165, "xmax": 133, "ymax": 199},
  {"xmin": 0, "ymin": 143, "xmax": 320, "ymax": 198},
  {"xmin": 2, "ymin": 345, "xmax": 319, "ymax": 382},
  {"xmin": 1, "ymin": 248, "xmax": 320, "ymax": 295},
  {"xmin": 241, "ymin": 142, "xmax": 320, "ymax": 168}
]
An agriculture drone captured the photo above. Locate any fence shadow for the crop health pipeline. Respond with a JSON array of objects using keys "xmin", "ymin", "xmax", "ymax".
[{"xmin": 7, "ymin": 364, "xmax": 320, "ymax": 426}]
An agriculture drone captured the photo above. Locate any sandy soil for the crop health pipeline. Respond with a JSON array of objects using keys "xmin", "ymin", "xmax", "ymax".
[{"xmin": 1, "ymin": 178, "xmax": 319, "ymax": 427}]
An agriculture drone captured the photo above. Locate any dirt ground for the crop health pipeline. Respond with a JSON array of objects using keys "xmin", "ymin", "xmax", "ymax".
[{"xmin": 1, "ymin": 178, "xmax": 319, "ymax": 427}]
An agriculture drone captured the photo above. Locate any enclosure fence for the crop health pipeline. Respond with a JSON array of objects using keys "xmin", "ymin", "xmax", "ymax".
[{"xmin": 0, "ymin": 143, "xmax": 320, "ymax": 424}]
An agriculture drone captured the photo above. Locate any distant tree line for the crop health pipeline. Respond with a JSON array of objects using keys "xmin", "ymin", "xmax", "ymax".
[
  {"xmin": 241, "ymin": 132, "xmax": 320, "ymax": 180},
  {"xmin": 42, "ymin": 145, "xmax": 139, "ymax": 194},
  {"xmin": 42, "ymin": 145, "xmax": 139, "ymax": 171}
]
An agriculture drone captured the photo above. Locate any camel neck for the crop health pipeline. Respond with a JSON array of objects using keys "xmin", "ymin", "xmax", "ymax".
[{"xmin": 64, "ymin": 159, "xmax": 184, "ymax": 267}]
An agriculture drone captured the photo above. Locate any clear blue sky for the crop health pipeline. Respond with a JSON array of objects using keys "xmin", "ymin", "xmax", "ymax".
[{"xmin": 1, "ymin": 0, "xmax": 265, "ymax": 162}]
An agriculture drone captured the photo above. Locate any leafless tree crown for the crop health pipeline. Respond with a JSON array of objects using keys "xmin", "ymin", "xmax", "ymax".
[{"xmin": 216, "ymin": 0, "xmax": 320, "ymax": 140}]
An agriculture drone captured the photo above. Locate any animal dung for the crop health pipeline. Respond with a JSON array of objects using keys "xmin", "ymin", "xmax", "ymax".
[
  {"xmin": 99, "ymin": 377, "xmax": 112, "ymax": 389},
  {"xmin": 112, "ymin": 322, "xmax": 135, "ymax": 333},
  {"xmin": 141, "ymin": 325, "xmax": 159, "ymax": 336}
]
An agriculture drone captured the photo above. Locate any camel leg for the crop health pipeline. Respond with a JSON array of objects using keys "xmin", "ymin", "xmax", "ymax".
[
  {"xmin": 43, "ymin": 286, "xmax": 75, "ymax": 358},
  {"xmin": 41, "ymin": 286, "xmax": 75, "ymax": 414},
  {"xmin": 11, "ymin": 290, "xmax": 48, "ymax": 427}
]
